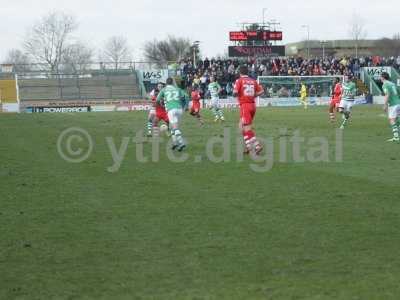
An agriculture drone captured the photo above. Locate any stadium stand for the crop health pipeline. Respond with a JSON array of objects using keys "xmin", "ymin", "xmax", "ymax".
[
  {"xmin": 18, "ymin": 71, "xmax": 143, "ymax": 101},
  {"xmin": 174, "ymin": 56, "xmax": 400, "ymax": 97},
  {"xmin": 2, "ymin": 55, "xmax": 399, "ymax": 102}
]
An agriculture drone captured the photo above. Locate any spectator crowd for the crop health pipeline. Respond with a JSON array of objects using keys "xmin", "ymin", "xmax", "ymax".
[{"xmin": 170, "ymin": 56, "xmax": 400, "ymax": 97}]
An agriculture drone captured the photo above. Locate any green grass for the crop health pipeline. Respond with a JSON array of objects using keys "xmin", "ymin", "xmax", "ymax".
[{"xmin": 1, "ymin": 106, "xmax": 400, "ymax": 300}]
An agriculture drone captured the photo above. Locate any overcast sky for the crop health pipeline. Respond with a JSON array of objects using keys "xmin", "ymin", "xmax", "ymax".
[{"xmin": 1, "ymin": 0, "xmax": 399, "ymax": 62}]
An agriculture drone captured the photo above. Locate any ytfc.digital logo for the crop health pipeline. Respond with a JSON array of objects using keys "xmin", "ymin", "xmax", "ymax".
[{"xmin": 57, "ymin": 127, "xmax": 343, "ymax": 173}]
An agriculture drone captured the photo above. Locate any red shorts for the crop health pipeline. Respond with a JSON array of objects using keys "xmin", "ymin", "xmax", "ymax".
[
  {"xmin": 330, "ymin": 98, "xmax": 341, "ymax": 108},
  {"xmin": 191, "ymin": 101, "xmax": 200, "ymax": 113},
  {"xmin": 240, "ymin": 103, "xmax": 256, "ymax": 126},
  {"xmin": 156, "ymin": 109, "xmax": 169, "ymax": 123}
]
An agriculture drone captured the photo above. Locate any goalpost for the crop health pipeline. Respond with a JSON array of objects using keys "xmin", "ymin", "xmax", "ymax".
[
  {"xmin": 257, "ymin": 75, "xmax": 344, "ymax": 107},
  {"xmin": 15, "ymin": 74, "xmax": 21, "ymax": 112}
]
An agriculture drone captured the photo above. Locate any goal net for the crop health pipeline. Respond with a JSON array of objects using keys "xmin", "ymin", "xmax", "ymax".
[{"xmin": 257, "ymin": 76, "xmax": 344, "ymax": 107}]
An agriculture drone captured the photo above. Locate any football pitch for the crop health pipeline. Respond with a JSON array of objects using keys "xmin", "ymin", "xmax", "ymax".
[{"xmin": 1, "ymin": 106, "xmax": 400, "ymax": 299}]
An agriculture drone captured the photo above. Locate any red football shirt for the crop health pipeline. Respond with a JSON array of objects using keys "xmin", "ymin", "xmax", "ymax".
[
  {"xmin": 233, "ymin": 76, "xmax": 264, "ymax": 104},
  {"xmin": 332, "ymin": 83, "xmax": 342, "ymax": 101},
  {"xmin": 191, "ymin": 91, "xmax": 201, "ymax": 103},
  {"xmin": 151, "ymin": 89, "xmax": 166, "ymax": 112}
]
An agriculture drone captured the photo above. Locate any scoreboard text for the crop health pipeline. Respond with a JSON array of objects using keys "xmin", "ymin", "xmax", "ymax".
[{"xmin": 229, "ymin": 31, "xmax": 283, "ymax": 42}]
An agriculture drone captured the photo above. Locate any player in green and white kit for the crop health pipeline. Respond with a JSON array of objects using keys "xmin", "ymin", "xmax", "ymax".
[
  {"xmin": 208, "ymin": 76, "xmax": 225, "ymax": 122},
  {"xmin": 338, "ymin": 75, "xmax": 357, "ymax": 129},
  {"xmin": 381, "ymin": 72, "xmax": 400, "ymax": 142},
  {"xmin": 157, "ymin": 78, "xmax": 188, "ymax": 151}
]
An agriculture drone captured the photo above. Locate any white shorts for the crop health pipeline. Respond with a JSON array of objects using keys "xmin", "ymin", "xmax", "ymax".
[
  {"xmin": 210, "ymin": 97, "xmax": 220, "ymax": 109},
  {"xmin": 148, "ymin": 108, "xmax": 156, "ymax": 116},
  {"xmin": 167, "ymin": 108, "xmax": 183, "ymax": 125},
  {"xmin": 339, "ymin": 100, "xmax": 354, "ymax": 112},
  {"xmin": 388, "ymin": 105, "xmax": 400, "ymax": 119}
]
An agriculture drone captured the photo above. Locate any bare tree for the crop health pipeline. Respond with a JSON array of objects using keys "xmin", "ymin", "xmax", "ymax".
[
  {"xmin": 24, "ymin": 11, "xmax": 78, "ymax": 72},
  {"xmin": 143, "ymin": 36, "xmax": 192, "ymax": 67},
  {"xmin": 348, "ymin": 13, "xmax": 367, "ymax": 58},
  {"xmin": 215, "ymin": 51, "xmax": 229, "ymax": 60},
  {"xmin": 4, "ymin": 49, "xmax": 30, "ymax": 65},
  {"xmin": 62, "ymin": 42, "xmax": 94, "ymax": 73},
  {"xmin": 3, "ymin": 49, "xmax": 31, "ymax": 73},
  {"xmin": 102, "ymin": 36, "xmax": 132, "ymax": 69}
]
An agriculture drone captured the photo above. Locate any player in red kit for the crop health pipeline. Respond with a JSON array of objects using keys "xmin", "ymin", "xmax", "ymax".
[
  {"xmin": 233, "ymin": 65, "xmax": 265, "ymax": 155},
  {"xmin": 329, "ymin": 78, "xmax": 342, "ymax": 123},
  {"xmin": 190, "ymin": 85, "xmax": 204, "ymax": 125},
  {"xmin": 148, "ymin": 82, "xmax": 169, "ymax": 137}
]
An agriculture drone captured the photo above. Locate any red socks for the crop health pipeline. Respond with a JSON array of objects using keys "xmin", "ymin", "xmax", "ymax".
[
  {"xmin": 243, "ymin": 130, "xmax": 256, "ymax": 150},
  {"xmin": 243, "ymin": 130, "xmax": 263, "ymax": 154}
]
